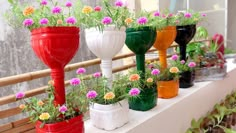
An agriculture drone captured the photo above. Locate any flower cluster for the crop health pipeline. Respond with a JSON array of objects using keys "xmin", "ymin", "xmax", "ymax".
[
  {"xmin": 15, "ymin": 81, "xmax": 88, "ymax": 126},
  {"xmin": 5, "ymin": 0, "xmax": 81, "ymax": 31},
  {"xmin": 80, "ymin": 0, "xmax": 130, "ymax": 30},
  {"xmin": 73, "ymin": 68, "xmax": 140, "ymax": 105},
  {"xmin": 170, "ymin": 54, "xmax": 197, "ymax": 72},
  {"xmin": 174, "ymin": 10, "xmax": 207, "ymax": 26}
]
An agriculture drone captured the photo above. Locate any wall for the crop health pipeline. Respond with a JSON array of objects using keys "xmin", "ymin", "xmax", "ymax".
[{"xmin": 227, "ymin": 0, "xmax": 236, "ymax": 50}]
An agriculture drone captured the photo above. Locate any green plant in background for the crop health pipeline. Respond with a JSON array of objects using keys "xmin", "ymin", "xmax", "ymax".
[
  {"xmin": 186, "ymin": 90, "xmax": 236, "ymax": 133},
  {"xmin": 175, "ymin": 10, "xmax": 207, "ymax": 26}
]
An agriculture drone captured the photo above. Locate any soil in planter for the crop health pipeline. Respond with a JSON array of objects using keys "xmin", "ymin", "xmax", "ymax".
[{"xmin": 128, "ymin": 86, "xmax": 157, "ymax": 111}]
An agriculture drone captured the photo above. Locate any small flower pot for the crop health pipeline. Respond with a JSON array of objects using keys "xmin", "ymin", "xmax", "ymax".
[
  {"xmin": 128, "ymin": 86, "xmax": 157, "ymax": 111},
  {"xmin": 35, "ymin": 115, "xmax": 84, "ymax": 133},
  {"xmin": 179, "ymin": 71, "xmax": 195, "ymax": 88},
  {"xmin": 157, "ymin": 80, "xmax": 179, "ymax": 99},
  {"xmin": 89, "ymin": 99, "xmax": 129, "ymax": 131}
]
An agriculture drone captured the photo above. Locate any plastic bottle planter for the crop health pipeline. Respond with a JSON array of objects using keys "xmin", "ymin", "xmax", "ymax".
[
  {"xmin": 85, "ymin": 26, "xmax": 126, "ymax": 88},
  {"xmin": 125, "ymin": 27, "xmax": 156, "ymax": 79},
  {"xmin": 31, "ymin": 27, "xmax": 79, "ymax": 106},
  {"xmin": 179, "ymin": 71, "xmax": 195, "ymax": 88},
  {"xmin": 35, "ymin": 115, "xmax": 84, "ymax": 133},
  {"xmin": 128, "ymin": 86, "xmax": 157, "ymax": 111},
  {"xmin": 157, "ymin": 80, "xmax": 179, "ymax": 99},
  {"xmin": 175, "ymin": 25, "xmax": 196, "ymax": 61},
  {"xmin": 153, "ymin": 26, "xmax": 177, "ymax": 69},
  {"xmin": 89, "ymin": 99, "xmax": 129, "ymax": 131}
]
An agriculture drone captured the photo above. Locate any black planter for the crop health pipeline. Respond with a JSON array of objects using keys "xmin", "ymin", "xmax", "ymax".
[
  {"xmin": 175, "ymin": 25, "xmax": 196, "ymax": 61},
  {"xmin": 179, "ymin": 71, "xmax": 195, "ymax": 88},
  {"xmin": 128, "ymin": 85, "xmax": 157, "ymax": 111}
]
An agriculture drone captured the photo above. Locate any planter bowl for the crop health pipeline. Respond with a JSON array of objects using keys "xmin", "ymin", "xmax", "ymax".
[{"xmin": 157, "ymin": 80, "xmax": 179, "ymax": 99}]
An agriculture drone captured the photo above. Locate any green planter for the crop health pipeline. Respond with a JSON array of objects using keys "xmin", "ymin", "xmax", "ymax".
[
  {"xmin": 125, "ymin": 27, "xmax": 156, "ymax": 79},
  {"xmin": 128, "ymin": 85, "xmax": 157, "ymax": 111}
]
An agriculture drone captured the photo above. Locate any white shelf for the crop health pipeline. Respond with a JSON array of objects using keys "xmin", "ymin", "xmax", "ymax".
[{"xmin": 85, "ymin": 59, "xmax": 236, "ymax": 133}]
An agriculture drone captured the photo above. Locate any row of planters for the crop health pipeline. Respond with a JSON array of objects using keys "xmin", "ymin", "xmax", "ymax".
[
  {"xmin": 186, "ymin": 91, "xmax": 236, "ymax": 133},
  {"xmin": 6, "ymin": 0, "xmax": 227, "ymax": 132}
]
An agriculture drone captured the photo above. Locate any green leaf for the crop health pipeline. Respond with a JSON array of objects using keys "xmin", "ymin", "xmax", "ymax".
[
  {"xmin": 7, "ymin": 0, "xmax": 14, "ymax": 4},
  {"xmin": 224, "ymin": 128, "xmax": 236, "ymax": 133},
  {"xmin": 191, "ymin": 119, "xmax": 199, "ymax": 128}
]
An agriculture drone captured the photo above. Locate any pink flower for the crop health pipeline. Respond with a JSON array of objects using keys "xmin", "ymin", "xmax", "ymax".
[
  {"xmin": 70, "ymin": 78, "xmax": 81, "ymax": 86},
  {"xmin": 188, "ymin": 62, "xmax": 196, "ymax": 68},
  {"xmin": 65, "ymin": 1, "xmax": 72, "ymax": 7},
  {"xmin": 137, "ymin": 17, "xmax": 148, "ymax": 25},
  {"xmin": 175, "ymin": 20, "xmax": 180, "ymax": 24},
  {"xmin": 94, "ymin": 6, "xmax": 102, "ymax": 11},
  {"xmin": 184, "ymin": 13, "xmax": 192, "ymax": 18},
  {"xmin": 153, "ymin": 11, "xmax": 160, "ymax": 17},
  {"xmin": 168, "ymin": 13, "xmax": 173, "ymax": 17},
  {"xmin": 66, "ymin": 16, "xmax": 76, "ymax": 24},
  {"xmin": 52, "ymin": 6, "xmax": 62, "ymax": 14},
  {"xmin": 41, "ymin": 0, "xmax": 47, "ymax": 5},
  {"xmin": 76, "ymin": 68, "xmax": 86, "ymax": 74},
  {"xmin": 86, "ymin": 90, "xmax": 97, "ymax": 99},
  {"xmin": 162, "ymin": 14, "xmax": 166, "ymax": 18},
  {"xmin": 93, "ymin": 72, "xmax": 101, "ymax": 78},
  {"xmin": 129, "ymin": 88, "xmax": 140, "ymax": 96},
  {"xmin": 59, "ymin": 105, "xmax": 67, "ymax": 113},
  {"xmin": 23, "ymin": 18, "xmax": 34, "ymax": 26},
  {"xmin": 115, "ymin": 0, "xmax": 123, "ymax": 7},
  {"xmin": 151, "ymin": 69, "xmax": 160, "ymax": 75},
  {"xmin": 102, "ymin": 17, "xmax": 112, "ymax": 25},
  {"xmin": 148, "ymin": 64, "xmax": 154, "ymax": 69},
  {"xmin": 16, "ymin": 92, "xmax": 25, "ymax": 99},
  {"xmin": 201, "ymin": 13, "xmax": 207, "ymax": 17},
  {"xmin": 180, "ymin": 60, "xmax": 185, "ymax": 64},
  {"xmin": 171, "ymin": 54, "xmax": 178, "ymax": 61},
  {"xmin": 39, "ymin": 18, "xmax": 49, "ymax": 25}
]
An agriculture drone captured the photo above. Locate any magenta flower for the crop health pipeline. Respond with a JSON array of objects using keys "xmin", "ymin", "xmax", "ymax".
[
  {"xmin": 70, "ymin": 78, "xmax": 81, "ymax": 86},
  {"xmin": 76, "ymin": 68, "xmax": 86, "ymax": 74},
  {"xmin": 129, "ymin": 88, "xmax": 140, "ymax": 96},
  {"xmin": 184, "ymin": 13, "xmax": 192, "ymax": 18},
  {"xmin": 41, "ymin": 0, "xmax": 47, "ymax": 5},
  {"xmin": 180, "ymin": 60, "xmax": 185, "ymax": 64},
  {"xmin": 66, "ymin": 16, "xmax": 76, "ymax": 25},
  {"xmin": 115, "ymin": 0, "xmax": 123, "ymax": 7},
  {"xmin": 39, "ymin": 18, "xmax": 49, "ymax": 25},
  {"xmin": 102, "ymin": 17, "xmax": 112, "ymax": 25},
  {"xmin": 151, "ymin": 69, "xmax": 160, "ymax": 75},
  {"xmin": 59, "ymin": 105, "xmax": 67, "ymax": 113},
  {"xmin": 171, "ymin": 54, "xmax": 178, "ymax": 61},
  {"xmin": 16, "ymin": 92, "xmax": 25, "ymax": 99},
  {"xmin": 153, "ymin": 11, "xmax": 160, "ymax": 17},
  {"xmin": 65, "ymin": 1, "xmax": 72, "ymax": 7},
  {"xmin": 93, "ymin": 72, "xmax": 101, "ymax": 78},
  {"xmin": 86, "ymin": 90, "xmax": 98, "ymax": 99},
  {"xmin": 188, "ymin": 62, "xmax": 196, "ymax": 68},
  {"xmin": 137, "ymin": 17, "xmax": 148, "ymax": 25},
  {"xmin": 23, "ymin": 18, "xmax": 34, "ymax": 27},
  {"xmin": 94, "ymin": 6, "xmax": 102, "ymax": 11},
  {"xmin": 201, "ymin": 13, "xmax": 207, "ymax": 17},
  {"xmin": 52, "ymin": 6, "xmax": 62, "ymax": 14}
]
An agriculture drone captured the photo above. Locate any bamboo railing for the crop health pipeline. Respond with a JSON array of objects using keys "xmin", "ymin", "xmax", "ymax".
[{"xmin": 0, "ymin": 45, "xmax": 177, "ymax": 133}]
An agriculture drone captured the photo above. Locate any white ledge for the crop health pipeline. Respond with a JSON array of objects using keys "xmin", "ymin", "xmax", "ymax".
[{"xmin": 85, "ymin": 59, "xmax": 236, "ymax": 133}]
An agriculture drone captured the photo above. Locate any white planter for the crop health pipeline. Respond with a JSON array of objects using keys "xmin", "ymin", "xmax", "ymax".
[
  {"xmin": 85, "ymin": 26, "xmax": 126, "ymax": 87},
  {"xmin": 89, "ymin": 99, "xmax": 129, "ymax": 131}
]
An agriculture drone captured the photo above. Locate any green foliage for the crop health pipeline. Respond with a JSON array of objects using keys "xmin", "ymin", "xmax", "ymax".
[{"xmin": 175, "ymin": 10, "xmax": 206, "ymax": 26}]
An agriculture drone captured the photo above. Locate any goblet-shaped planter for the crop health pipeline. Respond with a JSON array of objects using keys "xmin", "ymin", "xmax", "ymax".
[
  {"xmin": 31, "ymin": 27, "xmax": 79, "ymax": 106},
  {"xmin": 175, "ymin": 24, "xmax": 196, "ymax": 61},
  {"xmin": 125, "ymin": 27, "xmax": 156, "ymax": 79},
  {"xmin": 85, "ymin": 26, "xmax": 126, "ymax": 88},
  {"xmin": 179, "ymin": 71, "xmax": 195, "ymax": 88},
  {"xmin": 153, "ymin": 26, "xmax": 176, "ymax": 69}
]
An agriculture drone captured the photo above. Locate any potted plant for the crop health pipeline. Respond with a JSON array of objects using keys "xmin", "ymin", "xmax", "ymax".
[
  {"xmin": 169, "ymin": 54, "xmax": 197, "ymax": 88},
  {"xmin": 72, "ymin": 68, "xmax": 140, "ymax": 130},
  {"xmin": 6, "ymin": 0, "xmax": 84, "ymax": 132},
  {"xmin": 149, "ymin": 60, "xmax": 180, "ymax": 99},
  {"xmin": 174, "ymin": 10, "xmax": 206, "ymax": 61},
  {"xmin": 80, "ymin": 0, "xmax": 130, "ymax": 88},
  {"xmin": 153, "ymin": 11, "xmax": 177, "ymax": 69},
  {"xmin": 16, "ymin": 79, "xmax": 87, "ymax": 133}
]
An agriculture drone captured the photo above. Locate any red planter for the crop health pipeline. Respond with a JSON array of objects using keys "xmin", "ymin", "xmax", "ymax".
[
  {"xmin": 31, "ymin": 27, "xmax": 79, "ymax": 105},
  {"xmin": 35, "ymin": 115, "xmax": 84, "ymax": 133}
]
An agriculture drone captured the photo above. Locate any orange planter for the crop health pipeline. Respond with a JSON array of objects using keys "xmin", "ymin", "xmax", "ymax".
[
  {"xmin": 153, "ymin": 26, "xmax": 176, "ymax": 69},
  {"xmin": 157, "ymin": 80, "xmax": 179, "ymax": 99}
]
